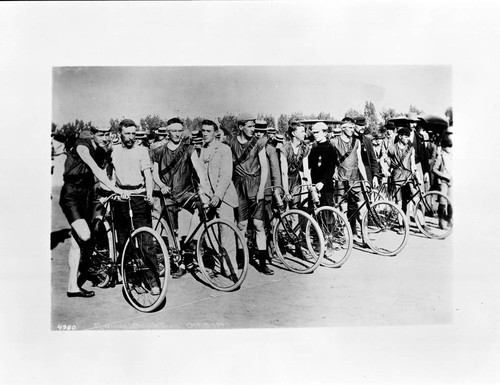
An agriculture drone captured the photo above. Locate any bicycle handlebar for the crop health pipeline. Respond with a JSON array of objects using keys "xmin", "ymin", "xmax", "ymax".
[{"xmin": 98, "ymin": 193, "xmax": 147, "ymax": 205}]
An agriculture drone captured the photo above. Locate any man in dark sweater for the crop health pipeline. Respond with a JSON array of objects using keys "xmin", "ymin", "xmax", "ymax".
[{"xmin": 308, "ymin": 122, "xmax": 337, "ymax": 206}]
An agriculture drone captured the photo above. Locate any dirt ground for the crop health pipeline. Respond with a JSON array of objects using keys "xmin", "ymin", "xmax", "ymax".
[{"xmin": 51, "ymin": 184, "xmax": 452, "ymax": 331}]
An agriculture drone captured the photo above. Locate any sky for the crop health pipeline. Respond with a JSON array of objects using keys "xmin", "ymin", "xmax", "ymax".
[{"xmin": 52, "ymin": 66, "xmax": 452, "ymax": 128}]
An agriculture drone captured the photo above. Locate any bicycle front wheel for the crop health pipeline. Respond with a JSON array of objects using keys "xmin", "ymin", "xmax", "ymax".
[
  {"xmin": 314, "ymin": 206, "xmax": 353, "ymax": 268},
  {"xmin": 121, "ymin": 227, "xmax": 169, "ymax": 312},
  {"xmin": 197, "ymin": 219, "xmax": 249, "ymax": 292},
  {"xmin": 361, "ymin": 200, "xmax": 409, "ymax": 256},
  {"xmin": 415, "ymin": 191, "xmax": 453, "ymax": 239},
  {"xmin": 272, "ymin": 209, "xmax": 325, "ymax": 274}
]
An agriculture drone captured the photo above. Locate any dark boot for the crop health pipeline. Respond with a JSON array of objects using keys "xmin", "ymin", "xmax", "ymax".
[{"xmin": 259, "ymin": 251, "xmax": 274, "ymax": 275}]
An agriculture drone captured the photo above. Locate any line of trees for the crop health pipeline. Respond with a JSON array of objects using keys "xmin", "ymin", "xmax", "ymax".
[{"xmin": 53, "ymin": 102, "xmax": 450, "ymax": 143}]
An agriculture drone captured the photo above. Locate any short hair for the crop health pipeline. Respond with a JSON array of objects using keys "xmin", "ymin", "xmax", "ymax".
[
  {"xmin": 119, "ymin": 119, "xmax": 137, "ymax": 131},
  {"xmin": 288, "ymin": 121, "xmax": 303, "ymax": 137},
  {"xmin": 166, "ymin": 117, "xmax": 184, "ymax": 127}
]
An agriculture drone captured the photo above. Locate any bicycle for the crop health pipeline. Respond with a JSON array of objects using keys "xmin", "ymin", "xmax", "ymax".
[
  {"xmin": 334, "ymin": 180, "xmax": 409, "ymax": 256},
  {"xmin": 372, "ymin": 172, "xmax": 453, "ymax": 239},
  {"xmin": 266, "ymin": 185, "xmax": 326, "ymax": 274},
  {"xmin": 152, "ymin": 192, "xmax": 249, "ymax": 292},
  {"xmin": 293, "ymin": 180, "xmax": 353, "ymax": 268},
  {"xmin": 91, "ymin": 193, "xmax": 169, "ymax": 313}
]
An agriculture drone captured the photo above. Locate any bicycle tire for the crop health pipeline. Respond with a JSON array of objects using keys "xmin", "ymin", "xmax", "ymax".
[
  {"xmin": 361, "ymin": 200, "xmax": 409, "ymax": 256},
  {"xmin": 272, "ymin": 209, "xmax": 325, "ymax": 274},
  {"xmin": 314, "ymin": 206, "xmax": 353, "ymax": 268},
  {"xmin": 91, "ymin": 216, "xmax": 115, "ymax": 288},
  {"xmin": 415, "ymin": 191, "xmax": 453, "ymax": 239},
  {"xmin": 121, "ymin": 226, "xmax": 169, "ymax": 312},
  {"xmin": 196, "ymin": 218, "xmax": 249, "ymax": 292}
]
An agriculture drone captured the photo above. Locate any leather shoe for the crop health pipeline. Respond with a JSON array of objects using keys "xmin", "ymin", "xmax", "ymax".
[
  {"xmin": 260, "ymin": 265, "xmax": 274, "ymax": 275},
  {"xmin": 67, "ymin": 288, "xmax": 95, "ymax": 298}
]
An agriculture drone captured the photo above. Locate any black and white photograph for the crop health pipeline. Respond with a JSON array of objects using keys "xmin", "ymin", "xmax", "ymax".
[
  {"xmin": 51, "ymin": 65, "xmax": 453, "ymax": 330},
  {"xmin": 2, "ymin": 2, "xmax": 500, "ymax": 384}
]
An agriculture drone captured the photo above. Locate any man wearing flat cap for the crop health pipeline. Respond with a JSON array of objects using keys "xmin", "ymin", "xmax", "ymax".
[
  {"xmin": 228, "ymin": 114, "xmax": 272, "ymax": 275},
  {"xmin": 59, "ymin": 124, "xmax": 126, "ymax": 298}
]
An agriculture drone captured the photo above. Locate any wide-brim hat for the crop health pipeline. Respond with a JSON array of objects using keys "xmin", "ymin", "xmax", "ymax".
[
  {"xmin": 155, "ymin": 127, "xmax": 168, "ymax": 135},
  {"xmin": 267, "ymin": 126, "xmax": 277, "ymax": 134},
  {"xmin": 255, "ymin": 119, "xmax": 268, "ymax": 133},
  {"xmin": 135, "ymin": 130, "xmax": 147, "ymax": 139},
  {"xmin": 406, "ymin": 112, "xmax": 420, "ymax": 122}
]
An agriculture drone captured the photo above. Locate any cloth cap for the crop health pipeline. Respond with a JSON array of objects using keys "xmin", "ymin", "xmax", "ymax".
[
  {"xmin": 311, "ymin": 122, "xmax": 328, "ymax": 132},
  {"xmin": 119, "ymin": 119, "xmax": 137, "ymax": 128},
  {"xmin": 342, "ymin": 117, "xmax": 355, "ymax": 124},
  {"xmin": 237, "ymin": 113, "xmax": 255, "ymax": 124},
  {"xmin": 94, "ymin": 125, "xmax": 111, "ymax": 133},
  {"xmin": 202, "ymin": 118, "xmax": 219, "ymax": 129},
  {"xmin": 353, "ymin": 116, "xmax": 366, "ymax": 126}
]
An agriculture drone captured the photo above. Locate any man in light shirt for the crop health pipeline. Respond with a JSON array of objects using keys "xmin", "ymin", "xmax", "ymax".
[{"xmin": 111, "ymin": 119, "xmax": 159, "ymax": 295}]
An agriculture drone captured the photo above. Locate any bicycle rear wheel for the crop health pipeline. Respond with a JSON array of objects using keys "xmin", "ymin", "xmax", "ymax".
[
  {"xmin": 361, "ymin": 200, "xmax": 409, "ymax": 256},
  {"xmin": 415, "ymin": 191, "xmax": 453, "ymax": 239},
  {"xmin": 121, "ymin": 227, "xmax": 169, "ymax": 312},
  {"xmin": 272, "ymin": 209, "xmax": 325, "ymax": 274},
  {"xmin": 314, "ymin": 206, "xmax": 353, "ymax": 268},
  {"xmin": 91, "ymin": 216, "xmax": 115, "ymax": 288},
  {"xmin": 196, "ymin": 218, "xmax": 249, "ymax": 291}
]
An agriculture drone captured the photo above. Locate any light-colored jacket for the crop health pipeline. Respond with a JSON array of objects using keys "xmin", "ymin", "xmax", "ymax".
[{"xmin": 200, "ymin": 140, "xmax": 239, "ymax": 208}]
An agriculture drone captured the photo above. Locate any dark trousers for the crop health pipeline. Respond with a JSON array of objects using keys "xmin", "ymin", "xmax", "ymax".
[{"xmin": 112, "ymin": 197, "xmax": 157, "ymax": 271}]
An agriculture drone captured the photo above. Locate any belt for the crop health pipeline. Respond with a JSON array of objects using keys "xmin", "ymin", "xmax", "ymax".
[{"xmin": 117, "ymin": 183, "xmax": 145, "ymax": 190}]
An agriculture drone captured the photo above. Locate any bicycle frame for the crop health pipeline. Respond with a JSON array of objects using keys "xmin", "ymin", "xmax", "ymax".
[
  {"xmin": 381, "ymin": 172, "xmax": 424, "ymax": 204},
  {"xmin": 154, "ymin": 193, "xmax": 218, "ymax": 257}
]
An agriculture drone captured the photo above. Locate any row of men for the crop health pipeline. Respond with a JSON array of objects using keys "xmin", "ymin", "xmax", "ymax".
[{"xmin": 58, "ymin": 113, "xmax": 452, "ymax": 298}]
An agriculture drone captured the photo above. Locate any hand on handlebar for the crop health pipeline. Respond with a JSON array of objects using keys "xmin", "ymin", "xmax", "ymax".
[
  {"xmin": 160, "ymin": 186, "xmax": 171, "ymax": 195},
  {"xmin": 372, "ymin": 177, "xmax": 379, "ymax": 188},
  {"xmin": 316, "ymin": 182, "xmax": 324, "ymax": 191},
  {"xmin": 283, "ymin": 193, "xmax": 293, "ymax": 202},
  {"xmin": 208, "ymin": 195, "xmax": 221, "ymax": 208},
  {"xmin": 145, "ymin": 193, "xmax": 154, "ymax": 205}
]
